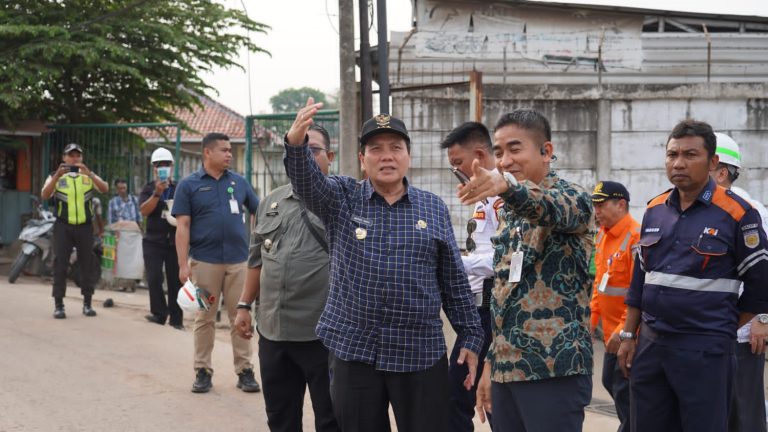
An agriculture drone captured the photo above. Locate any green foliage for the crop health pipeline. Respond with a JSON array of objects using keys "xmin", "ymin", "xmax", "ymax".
[
  {"xmin": 0, "ymin": 0, "xmax": 269, "ymax": 126},
  {"xmin": 269, "ymin": 87, "xmax": 337, "ymax": 113}
]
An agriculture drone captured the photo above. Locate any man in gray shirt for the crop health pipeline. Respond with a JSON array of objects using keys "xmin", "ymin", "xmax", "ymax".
[{"xmin": 234, "ymin": 124, "xmax": 339, "ymax": 432}]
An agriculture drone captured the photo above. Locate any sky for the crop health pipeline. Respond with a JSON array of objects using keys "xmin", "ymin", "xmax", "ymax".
[{"xmin": 204, "ymin": 0, "xmax": 768, "ymax": 116}]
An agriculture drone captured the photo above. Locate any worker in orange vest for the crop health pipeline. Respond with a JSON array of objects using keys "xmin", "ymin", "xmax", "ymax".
[{"xmin": 590, "ymin": 181, "xmax": 639, "ymax": 432}]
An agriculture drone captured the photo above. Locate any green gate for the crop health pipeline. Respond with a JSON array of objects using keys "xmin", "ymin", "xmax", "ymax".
[
  {"xmin": 245, "ymin": 110, "xmax": 339, "ymax": 198},
  {"xmin": 43, "ymin": 123, "xmax": 182, "ymax": 210}
]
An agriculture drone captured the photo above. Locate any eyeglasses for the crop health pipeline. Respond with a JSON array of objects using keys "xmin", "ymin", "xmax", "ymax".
[
  {"xmin": 309, "ymin": 146, "xmax": 328, "ymax": 155},
  {"xmin": 466, "ymin": 219, "xmax": 477, "ymax": 252},
  {"xmin": 154, "ymin": 161, "xmax": 172, "ymax": 167}
]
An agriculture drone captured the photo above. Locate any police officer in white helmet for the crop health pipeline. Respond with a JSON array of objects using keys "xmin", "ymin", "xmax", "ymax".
[
  {"xmin": 138, "ymin": 147, "xmax": 184, "ymax": 329},
  {"xmin": 711, "ymin": 132, "xmax": 768, "ymax": 432}
]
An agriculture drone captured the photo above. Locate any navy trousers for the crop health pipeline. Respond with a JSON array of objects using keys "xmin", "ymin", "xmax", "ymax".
[
  {"xmin": 630, "ymin": 326, "xmax": 735, "ymax": 432},
  {"xmin": 729, "ymin": 342, "xmax": 767, "ymax": 432},
  {"xmin": 602, "ymin": 352, "xmax": 630, "ymax": 432},
  {"xmin": 491, "ymin": 374, "xmax": 592, "ymax": 431},
  {"xmin": 448, "ymin": 306, "xmax": 493, "ymax": 432}
]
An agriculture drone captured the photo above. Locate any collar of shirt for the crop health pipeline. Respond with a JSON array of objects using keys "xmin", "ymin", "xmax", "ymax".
[
  {"xmin": 666, "ymin": 177, "xmax": 717, "ymax": 211},
  {"xmin": 197, "ymin": 167, "xmax": 231, "ymax": 180},
  {"xmin": 361, "ymin": 177, "xmax": 414, "ymax": 204},
  {"xmin": 606, "ymin": 212, "xmax": 635, "ymax": 239}
]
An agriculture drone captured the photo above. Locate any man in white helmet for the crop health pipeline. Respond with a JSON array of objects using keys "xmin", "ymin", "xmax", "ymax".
[
  {"xmin": 710, "ymin": 132, "xmax": 768, "ymax": 432},
  {"xmin": 138, "ymin": 147, "xmax": 184, "ymax": 330}
]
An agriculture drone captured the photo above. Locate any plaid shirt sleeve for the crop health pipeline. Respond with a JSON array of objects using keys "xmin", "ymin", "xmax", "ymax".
[
  {"xmin": 436, "ymin": 201, "xmax": 484, "ymax": 355},
  {"xmin": 283, "ymin": 136, "xmax": 348, "ymax": 219},
  {"xmin": 107, "ymin": 196, "xmax": 118, "ymax": 224}
]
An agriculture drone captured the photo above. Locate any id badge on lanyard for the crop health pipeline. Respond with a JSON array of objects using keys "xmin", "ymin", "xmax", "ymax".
[
  {"xmin": 227, "ymin": 186, "xmax": 239, "ymax": 214},
  {"xmin": 508, "ymin": 226, "xmax": 524, "ymax": 283}
]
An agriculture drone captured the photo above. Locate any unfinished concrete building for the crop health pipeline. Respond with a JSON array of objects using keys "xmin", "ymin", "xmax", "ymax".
[{"xmin": 389, "ymin": 0, "xmax": 768, "ymax": 235}]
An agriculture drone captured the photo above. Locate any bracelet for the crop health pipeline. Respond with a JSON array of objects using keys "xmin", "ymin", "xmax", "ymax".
[{"xmin": 236, "ymin": 302, "xmax": 252, "ymax": 311}]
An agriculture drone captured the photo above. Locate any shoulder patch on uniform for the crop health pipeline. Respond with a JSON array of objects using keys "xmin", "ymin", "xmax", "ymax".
[
  {"xmin": 493, "ymin": 199, "xmax": 505, "ymax": 211},
  {"xmin": 744, "ymin": 230, "xmax": 760, "ymax": 249},
  {"xmin": 712, "ymin": 186, "xmax": 748, "ymax": 221},
  {"xmin": 646, "ymin": 189, "xmax": 672, "ymax": 208}
]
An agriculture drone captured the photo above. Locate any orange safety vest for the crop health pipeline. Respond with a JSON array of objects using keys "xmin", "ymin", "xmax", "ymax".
[{"xmin": 590, "ymin": 213, "xmax": 640, "ymax": 344}]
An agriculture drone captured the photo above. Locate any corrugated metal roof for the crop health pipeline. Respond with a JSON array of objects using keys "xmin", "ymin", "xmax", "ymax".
[{"xmin": 492, "ymin": 0, "xmax": 768, "ymax": 21}]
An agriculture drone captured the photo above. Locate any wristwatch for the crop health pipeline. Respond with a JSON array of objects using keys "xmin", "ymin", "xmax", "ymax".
[
  {"xmin": 236, "ymin": 302, "xmax": 252, "ymax": 311},
  {"xmin": 502, "ymin": 172, "xmax": 518, "ymax": 194},
  {"xmin": 618, "ymin": 330, "xmax": 637, "ymax": 341},
  {"xmin": 756, "ymin": 313, "xmax": 768, "ymax": 324}
]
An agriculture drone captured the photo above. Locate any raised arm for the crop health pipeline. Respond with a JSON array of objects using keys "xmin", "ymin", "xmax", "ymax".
[{"xmin": 283, "ymin": 98, "xmax": 347, "ymax": 218}]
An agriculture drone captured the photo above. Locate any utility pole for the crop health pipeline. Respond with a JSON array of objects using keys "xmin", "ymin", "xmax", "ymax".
[
  {"xmin": 338, "ymin": 0, "xmax": 360, "ymax": 178},
  {"xmin": 376, "ymin": 0, "xmax": 390, "ymax": 114},
  {"xmin": 359, "ymin": 0, "xmax": 373, "ymax": 120}
]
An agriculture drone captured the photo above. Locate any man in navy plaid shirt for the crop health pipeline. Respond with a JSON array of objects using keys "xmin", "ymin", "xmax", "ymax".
[{"xmin": 284, "ymin": 99, "xmax": 483, "ymax": 432}]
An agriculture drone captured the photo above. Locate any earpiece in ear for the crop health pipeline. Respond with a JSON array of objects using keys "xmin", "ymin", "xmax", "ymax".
[{"xmin": 540, "ymin": 147, "xmax": 546, "ymax": 156}]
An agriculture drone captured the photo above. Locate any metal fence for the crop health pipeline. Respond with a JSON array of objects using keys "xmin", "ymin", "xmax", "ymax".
[
  {"xmin": 390, "ymin": 61, "xmax": 481, "ymax": 246},
  {"xmin": 43, "ymin": 123, "xmax": 181, "ymax": 213},
  {"xmin": 245, "ymin": 110, "xmax": 340, "ymax": 198}
]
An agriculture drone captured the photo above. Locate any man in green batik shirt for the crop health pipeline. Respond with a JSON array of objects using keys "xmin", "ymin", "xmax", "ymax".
[{"xmin": 458, "ymin": 108, "xmax": 595, "ymax": 431}]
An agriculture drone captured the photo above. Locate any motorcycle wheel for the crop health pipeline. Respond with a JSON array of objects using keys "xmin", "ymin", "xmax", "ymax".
[{"xmin": 8, "ymin": 253, "xmax": 31, "ymax": 283}]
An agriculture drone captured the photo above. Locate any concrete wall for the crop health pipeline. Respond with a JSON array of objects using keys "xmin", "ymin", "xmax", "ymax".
[{"xmin": 393, "ymin": 83, "xmax": 768, "ymax": 243}]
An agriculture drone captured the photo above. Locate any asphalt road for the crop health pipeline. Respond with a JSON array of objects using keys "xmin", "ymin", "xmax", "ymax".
[{"xmin": 0, "ymin": 271, "xmax": 622, "ymax": 431}]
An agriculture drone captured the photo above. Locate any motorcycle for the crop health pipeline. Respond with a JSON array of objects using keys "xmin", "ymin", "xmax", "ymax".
[{"xmin": 8, "ymin": 198, "xmax": 55, "ymax": 283}]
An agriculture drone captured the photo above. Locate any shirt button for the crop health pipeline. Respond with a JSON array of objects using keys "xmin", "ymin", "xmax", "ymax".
[{"xmin": 675, "ymin": 240, "xmax": 679, "ymax": 244}]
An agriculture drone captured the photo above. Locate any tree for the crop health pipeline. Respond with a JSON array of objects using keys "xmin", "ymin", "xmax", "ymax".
[
  {"xmin": 0, "ymin": 0, "xmax": 269, "ymax": 125},
  {"xmin": 270, "ymin": 87, "xmax": 336, "ymax": 113}
]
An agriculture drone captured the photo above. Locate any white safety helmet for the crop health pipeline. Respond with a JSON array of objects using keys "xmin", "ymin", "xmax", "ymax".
[
  {"xmin": 150, "ymin": 147, "xmax": 174, "ymax": 165},
  {"xmin": 714, "ymin": 133, "xmax": 741, "ymax": 168},
  {"xmin": 176, "ymin": 279, "xmax": 215, "ymax": 313}
]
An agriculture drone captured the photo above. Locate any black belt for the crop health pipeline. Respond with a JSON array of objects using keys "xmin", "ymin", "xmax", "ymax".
[{"xmin": 481, "ymin": 278, "xmax": 493, "ymax": 308}]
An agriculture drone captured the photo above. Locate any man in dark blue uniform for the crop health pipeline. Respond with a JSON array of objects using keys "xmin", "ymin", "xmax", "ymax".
[{"xmin": 617, "ymin": 120, "xmax": 768, "ymax": 432}]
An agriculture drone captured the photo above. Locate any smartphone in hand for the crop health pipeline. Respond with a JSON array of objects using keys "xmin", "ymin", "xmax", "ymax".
[
  {"xmin": 449, "ymin": 167, "xmax": 487, "ymax": 204},
  {"xmin": 69, "ymin": 165, "xmax": 80, "ymax": 173}
]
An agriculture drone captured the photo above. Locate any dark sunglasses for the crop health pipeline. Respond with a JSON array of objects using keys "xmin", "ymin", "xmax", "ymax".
[
  {"xmin": 154, "ymin": 161, "xmax": 172, "ymax": 167},
  {"xmin": 466, "ymin": 219, "xmax": 477, "ymax": 252}
]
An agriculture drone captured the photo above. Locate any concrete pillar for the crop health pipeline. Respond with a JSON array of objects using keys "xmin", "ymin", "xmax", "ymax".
[{"xmin": 596, "ymin": 99, "xmax": 612, "ymax": 182}]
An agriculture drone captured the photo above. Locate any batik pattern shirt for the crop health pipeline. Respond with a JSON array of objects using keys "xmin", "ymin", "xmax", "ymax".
[{"xmin": 488, "ymin": 171, "xmax": 595, "ymax": 382}]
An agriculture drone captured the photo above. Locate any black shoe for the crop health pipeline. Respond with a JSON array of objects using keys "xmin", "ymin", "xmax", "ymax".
[
  {"xmin": 192, "ymin": 368, "xmax": 212, "ymax": 393},
  {"xmin": 171, "ymin": 324, "xmax": 185, "ymax": 331},
  {"xmin": 145, "ymin": 314, "xmax": 165, "ymax": 325},
  {"xmin": 53, "ymin": 306, "xmax": 66, "ymax": 319},
  {"xmin": 236, "ymin": 368, "xmax": 261, "ymax": 393},
  {"xmin": 83, "ymin": 305, "xmax": 97, "ymax": 317}
]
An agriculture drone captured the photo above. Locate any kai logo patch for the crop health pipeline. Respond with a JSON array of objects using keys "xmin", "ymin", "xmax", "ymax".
[
  {"xmin": 703, "ymin": 227, "xmax": 719, "ymax": 236},
  {"xmin": 702, "ymin": 190, "xmax": 712, "ymax": 201},
  {"xmin": 744, "ymin": 230, "xmax": 760, "ymax": 249}
]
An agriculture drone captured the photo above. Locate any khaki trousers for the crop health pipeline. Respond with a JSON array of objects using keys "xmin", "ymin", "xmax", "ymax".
[{"xmin": 190, "ymin": 259, "xmax": 253, "ymax": 374}]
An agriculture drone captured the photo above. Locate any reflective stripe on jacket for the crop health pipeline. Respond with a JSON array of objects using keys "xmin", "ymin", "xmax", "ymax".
[{"xmin": 590, "ymin": 213, "xmax": 640, "ymax": 343}]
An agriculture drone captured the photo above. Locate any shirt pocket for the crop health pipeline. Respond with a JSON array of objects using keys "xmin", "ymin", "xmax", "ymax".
[
  {"xmin": 690, "ymin": 234, "xmax": 729, "ymax": 271},
  {"xmin": 637, "ymin": 232, "xmax": 662, "ymax": 271},
  {"xmin": 254, "ymin": 216, "xmax": 283, "ymax": 256}
]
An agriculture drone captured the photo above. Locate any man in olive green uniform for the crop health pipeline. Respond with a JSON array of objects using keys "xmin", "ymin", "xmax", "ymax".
[
  {"xmin": 234, "ymin": 125, "xmax": 339, "ymax": 432},
  {"xmin": 41, "ymin": 143, "xmax": 109, "ymax": 319}
]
